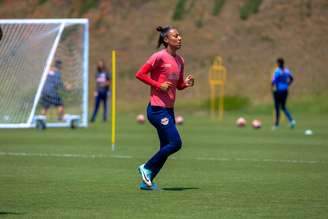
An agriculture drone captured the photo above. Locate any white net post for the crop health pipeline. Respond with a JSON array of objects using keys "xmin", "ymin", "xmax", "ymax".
[{"xmin": 0, "ymin": 19, "xmax": 89, "ymax": 128}]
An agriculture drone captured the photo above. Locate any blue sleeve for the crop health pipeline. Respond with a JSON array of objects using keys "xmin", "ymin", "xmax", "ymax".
[
  {"xmin": 271, "ymin": 69, "xmax": 279, "ymax": 84},
  {"xmin": 287, "ymin": 69, "xmax": 293, "ymax": 78},
  {"xmin": 286, "ymin": 68, "xmax": 294, "ymax": 84}
]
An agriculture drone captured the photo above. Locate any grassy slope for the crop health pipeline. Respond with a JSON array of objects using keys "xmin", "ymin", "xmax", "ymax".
[
  {"xmin": 0, "ymin": 112, "xmax": 327, "ymax": 218},
  {"xmin": 0, "ymin": 0, "xmax": 327, "ymax": 105}
]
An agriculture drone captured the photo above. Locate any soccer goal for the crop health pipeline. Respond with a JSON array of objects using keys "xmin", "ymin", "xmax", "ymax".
[{"xmin": 0, "ymin": 19, "xmax": 89, "ymax": 128}]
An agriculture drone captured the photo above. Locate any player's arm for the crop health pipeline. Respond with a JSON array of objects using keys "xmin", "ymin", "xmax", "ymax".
[
  {"xmin": 103, "ymin": 73, "xmax": 111, "ymax": 86},
  {"xmin": 177, "ymin": 74, "xmax": 194, "ymax": 90},
  {"xmin": 271, "ymin": 70, "xmax": 277, "ymax": 91},
  {"xmin": 177, "ymin": 66, "xmax": 194, "ymax": 90},
  {"xmin": 288, "ymin": 72, "xmax": 294, "ymax": 85},
  {"xmin": 64, "ymin": 81, "xmax": 73, "ymax": 91},
  {"xmin": 177, "ymin": 62, "xmax": 194, "ymax": 90},
  {"xmin": 135, "ymin": 63, "xmax": 162, "ymax": 89}
]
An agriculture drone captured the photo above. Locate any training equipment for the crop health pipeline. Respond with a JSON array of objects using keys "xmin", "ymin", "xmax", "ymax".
[
  {"xmin": 111, "ymin": 50, "xmax": 117, "ymax": 151},
  {"xmin": 304, "ymin": 129, "xmax": 313, "ymax": 136},
  {"xmin": 0, "ymin": 19, "xmax": 89, "ymax": 128},
  {"xmin": 209, "ymin": 56, "xmax": 227, "ymax": 120},
  {"xmin": 136, "ymin": 114, "xmax": 145, "ymax": 124},
  {"xmin": 175, "ymin": 115, "xmax": 184, "ymax": 125},
  {"xmin": 252, "ymin": 119, "xmax": 262, "ymax": 129},
  {"xmin": 236, "ymin": 117, "xmax": 246, "ymax": 127}
]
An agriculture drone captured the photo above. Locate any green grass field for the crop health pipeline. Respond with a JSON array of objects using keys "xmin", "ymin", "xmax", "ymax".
[{"xmin": 1, "ymin": 111, "xmax": 328, "ymax": 218}]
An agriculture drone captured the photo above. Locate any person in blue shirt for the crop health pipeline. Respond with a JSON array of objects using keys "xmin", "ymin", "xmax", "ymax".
[
  {"xmin": 40, "ymin": 60, "xmax": 71, "ymax": 120},
  {"xmin": 271, "ymin": 58, "xmax": 296, "ymax": 129},
  {"xmin": 90, "ymin": 59, "xmax": 111, "ymax": 122}
]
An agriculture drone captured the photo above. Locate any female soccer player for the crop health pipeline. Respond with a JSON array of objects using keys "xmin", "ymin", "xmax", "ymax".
[
  {"xmin": 136, "ymin": 26, "xmax": 194, "ymax": 189},
  {"xmin": 272, "ymin": 58, "xmax": 296, "ymax": 129}
]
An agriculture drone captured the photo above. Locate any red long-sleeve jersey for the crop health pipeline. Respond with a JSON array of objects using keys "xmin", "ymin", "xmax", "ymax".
[{"xmin": 136, "ymin": 49, "xmax": 187, "ymax": 108}]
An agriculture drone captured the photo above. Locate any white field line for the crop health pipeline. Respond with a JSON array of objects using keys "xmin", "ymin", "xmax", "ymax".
[
  {"xmin": 0, "ymin": 151, "xmax": 325, "ymax": 165},
  {"xmin": 195, "ymin": 157, "xmax": 323, "ymax": 164},
  {"xmin": 0, "ymin": 152, "xmax": 132, "ymax": 159}
]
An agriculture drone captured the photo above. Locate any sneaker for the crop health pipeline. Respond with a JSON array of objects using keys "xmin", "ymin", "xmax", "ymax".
[
  {"xmin": 138, "ymin": 164, "xmax": 152, "ymax": 187},
  {"xmin": 290, "ymin": 120, "xmax": 296, "ymax": 129},
  {"xmin": 139, "ymin": 181, "xmax": 158, "ymax": 190}
]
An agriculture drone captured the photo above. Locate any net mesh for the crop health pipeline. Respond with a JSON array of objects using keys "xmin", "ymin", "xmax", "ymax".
[{"xmin": 0, "ymin": 20, "xmax": 87, "ymax": 127}]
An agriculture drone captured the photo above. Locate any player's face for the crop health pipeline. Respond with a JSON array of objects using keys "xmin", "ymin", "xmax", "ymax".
[
  {"xmin": 165, "ymin": 29, "xmax": 182, "ymax": 50},
  {"xmin": 98, "ymin": 61, "xmax": 104, "ymax": 68}
]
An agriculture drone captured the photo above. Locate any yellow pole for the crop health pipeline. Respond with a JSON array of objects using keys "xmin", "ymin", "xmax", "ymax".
[
  {"xmin": 111, "ymin": 50, "xmax": 116, "ymax": 151},
  {"xmin": 210, "ymin": 85, "xmax": 215, "ymax": 117},
  {"xmin": 219, "ymin": 82, "xmax": 224, "ymax": 120}
]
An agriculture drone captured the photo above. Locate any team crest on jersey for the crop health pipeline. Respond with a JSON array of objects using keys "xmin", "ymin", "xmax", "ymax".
[{"xmin": 161, "ymin": 117, "xmax": 169, "ymax": 125}]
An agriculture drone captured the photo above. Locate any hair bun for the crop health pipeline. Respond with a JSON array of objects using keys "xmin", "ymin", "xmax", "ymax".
[{"xmin": 156, "ymin": 26, "xmax": 163, "ymax": 32}]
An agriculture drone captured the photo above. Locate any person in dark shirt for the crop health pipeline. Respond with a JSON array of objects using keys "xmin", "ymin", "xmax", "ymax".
[
  {"xmin": 40, "ymin": 60, "xmax": 71, "ymax": 120},
  {"xmin": 90, "ymin": 59, "xmax": 111, "ymax": 122}
]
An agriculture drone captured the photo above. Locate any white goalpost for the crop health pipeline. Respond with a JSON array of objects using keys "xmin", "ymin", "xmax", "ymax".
[{"xmin": 0, "ymin": 19, "xmax": 89, "ymax": 129}]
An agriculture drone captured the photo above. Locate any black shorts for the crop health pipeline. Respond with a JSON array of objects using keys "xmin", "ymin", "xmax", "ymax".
[{"xmin": 41, "ymin": 94, "xmax": 63, "ymax": 109}]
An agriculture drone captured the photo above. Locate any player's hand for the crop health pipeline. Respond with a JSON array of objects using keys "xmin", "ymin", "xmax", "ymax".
[
  {"xmin": 160, "ymin": 81, "xmax": 174, "ymax": 92},
  {"xmin": 64, "ymin": 82, "xmax": 73, "ymax": 91},
  {"xmin": 185, "ymin": 74, "xmax": 194, "ymax": 87}
]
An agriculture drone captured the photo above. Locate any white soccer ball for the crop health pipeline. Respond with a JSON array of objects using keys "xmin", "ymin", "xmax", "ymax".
[
  {"xmin": 252, "ymin": 119, "xmax": 262, "ymax": 129},
  {"xmin": 236, "ymin": 117, "xmax": 246, "ymax": 127},
  {"xmin": 136, "ymin": 114, "xmax": 145, "ymax": 124},
  {"xmin": 304, "ymin": 129, "xmax": 313, "ymax": 136},
  {"xmin": 175, "ymin": 115, "xmax": 184, "ymax": 125}
]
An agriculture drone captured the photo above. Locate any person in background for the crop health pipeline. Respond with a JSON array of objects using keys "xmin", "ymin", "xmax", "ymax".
[
  {"xmin": 271, "ymin": 58, "xmax": 296, "ymax": 129},
  {"xmin": 90, "ymin": 59, "xmax": 111, "ymax": 122},
  {"xmin": 41, "ymin": 60, "xmax": 71, "ymax": 120}
]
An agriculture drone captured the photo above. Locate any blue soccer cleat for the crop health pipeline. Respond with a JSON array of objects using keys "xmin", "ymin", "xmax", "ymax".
[
  {"xmin": 139, "ymin": 181, "xmax": 158, "ymax": 191},
  {"xmin": 138, "ymin": 164, "xmax": 152, "ymax": 187}
]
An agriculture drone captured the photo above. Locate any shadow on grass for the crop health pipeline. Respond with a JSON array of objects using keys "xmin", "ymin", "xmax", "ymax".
[
  {"xmin": 0, "ymin": 211, "xmax": 24, "ymax": 215},
  {"xmin": 162, "ymin": 187, "xmax": 200, "ymax": 191}
]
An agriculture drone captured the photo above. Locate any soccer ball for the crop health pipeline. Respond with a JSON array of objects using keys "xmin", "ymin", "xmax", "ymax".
[
  {"xmin": 252, "ymin": 119, "xmax": 262, "ymax": 129},
  {"xmin": 236, "ymin": 117, "xmax": 246, "ymax": 127},
  {"xmin": 136, "ymin": 114, "xmax": 145, "ymax": 124},
  {"xmin": 175, "ymin": 115, "xmax": 184, "ymax": 125},
  {"xmin": 304, "ymin": 129, "xmax": 313, "ymax": 136}
]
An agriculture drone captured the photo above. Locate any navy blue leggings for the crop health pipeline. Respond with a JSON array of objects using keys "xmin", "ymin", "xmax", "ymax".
[
  {"xmin": 91, "ymin": 91, "xmax": 108, "ymax": 122},
  {"xmin": 144, "ymin": 104, "xmax": 182, "ymax": 180},
  {"xmin": 273, "ymin": 90, "xmax": 293, "ymax": 126}
]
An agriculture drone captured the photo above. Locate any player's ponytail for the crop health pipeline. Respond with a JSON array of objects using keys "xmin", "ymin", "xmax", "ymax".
[{"xmin": 156, "ymin": 26, "xmax": 171, "ymax": 48}]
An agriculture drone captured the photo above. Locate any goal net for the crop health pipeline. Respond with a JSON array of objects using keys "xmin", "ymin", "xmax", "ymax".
[{"xmin": 0, "ymin": 19, "xmax": 89, "ymax": 128}]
